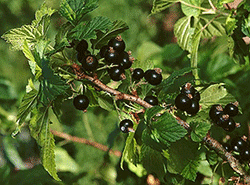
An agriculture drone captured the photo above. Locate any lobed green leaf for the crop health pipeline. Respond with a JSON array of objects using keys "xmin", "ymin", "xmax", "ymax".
[{"xmin": 190, "ymin": 121, "xmax": 211, "ymax": 142}]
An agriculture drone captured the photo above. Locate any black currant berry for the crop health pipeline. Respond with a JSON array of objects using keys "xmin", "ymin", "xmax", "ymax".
[
  {"xmin": 209, "ymin": 104, "xmax": 223, "ymax": 122},
  {"xmin": 240, "ymin": 148, "xmax": 250, "ymax": 161},
  {"xmin": 223, "ymin": 143, "xmax": 232, "ymax": 152},
  {"xmin": 193, "ymin": 90, "xmax": 201, "ymax": 102},
  {"xmin": 120, "ymin": 119, "xmax": 133, "ymax": 133},
  {"xmin": 231, "ymin": 137, "xmax": 248, "ymax": 153},
  {"xmin": 118, "ymin": 51, "xmax": 132, "ymax": 69},
  {"xmin": 175, "ymin": 94, "xmax": 191, "ymax": 111},
  {"xmin": 76, "ymin": 40, "xmax": 88, "ymax": 52},
  {"xmin": 132, "ymin": 68, "xmax": 144, "ymax": 81},
  {"xmin": 104, "ymin": 48, "xmax": 119, "ymax": 64},
  {"xmin": 224, "ymin": 103, "xmax": 239, "ymax": 117},
  {"xmin": 73, "ymin": 95, "xmax": 90, "ymax": 110},
  {"xmin": 100, "ymin": 45, "xmax": 108, "ymax": 58},
  {"xmin": 108, "ymin": 67, "xmax": 124, "ymax": 81},
  {"xmin": 108, "ymin": 36, "xmax": 125, "ymax": 53},
  {"xmin": 77, "ymin": 50, "xmax": 91, "ymax": 62},
  {"xmin": 215, "ymin": 114, "xmax": 229, "ymax": 127},
  {"xmin": 181, "ymin": 83, "xmax": 195, "ymax": 96},
  {"xmin": 144, "ymin": 70, "xmax": 162, "ymax": 85},
  {"xmin": 81, "ymin": 55, "xmax": 98, "ymax": 72},
  {"xmin": 222, "ymin": 117, "xmax": 236, "ymax": 132},
  {"xmin": 144, "ymin": 95, "xmax": 158, "ymax": 106},
  {"xmin": 186, "ymin": 99, "xmax": 200, "ymax": 115}
]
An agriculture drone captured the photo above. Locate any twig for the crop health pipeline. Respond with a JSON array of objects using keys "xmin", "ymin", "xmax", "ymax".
[{"xmin": 51, "ymin": 130, "xmax": 122, "ymax": 157}]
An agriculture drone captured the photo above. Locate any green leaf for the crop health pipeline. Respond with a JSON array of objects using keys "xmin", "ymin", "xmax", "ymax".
[
  {"xmin": 199, "ymin": 83, "xmax": 238, "ymax": 110},
  {"xmin": 190, "ymin": 121, "xmax": 211, "ymax": 142},
  {"xmin": 140, "ymin": 144, "xmax": 168, "ymax": 181},
  {"xmin": 59, "ymin": 0, "xmax": 98, "ymax": 26},
  {"xmin": 2, "ymin": 4, "xmax": 55, "ymax": 50},
  {"xmin": 167, "ymin": 138, "xmax": 200, "ymax": 182},
  {"xmin": 242, "ymin": 14, "xmax": 250, "ymax": 37},
  {"xmin": 226, "ymin": 15, "xmax": 238, "ymax": 35},
  {"xmin": 181, "ymin": 0, "xmax": 201, "ymax": 17},
  {"xmin": 0, "ymin": 79, "xmax": 18, "ymax": 101},
  {"xmin": 142, "ymin": 107, "xmax": 187, "ymax": 150},
  {"xmin": 29, "ymin": 106, "xmax": 60, "ymax": 181},
  {"xmin": 151, "ymin": 0, "xmax": 178, "ymax": 15},
  {"xmin": 98, "ymin": 94, "xmax": 114, "ymax": 112},
  {"xmin": 38, "ymin": 58, "xmax": 69, "ymax": 105},
  {"xmin": 91, "ymin": 20, "xmax": 129, "ymax": 49},
  {"xmin": 71, "ymin": 16, "xmax": 112, "ymax": 40}
]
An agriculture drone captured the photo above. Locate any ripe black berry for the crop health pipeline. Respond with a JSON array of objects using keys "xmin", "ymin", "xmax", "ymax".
[
  {"xmin": 76, "ymin": 40, "xmax": 88, "ymax": 52},
  {"xmin": 193, "ymin": 90, "xmax": 200, "ymax": 101},
  {"xmin": 120, "ymin": 119, "xmax": 133, "ymax": 133},
  {"xmin": 144, "ymin": 70, "xmax": 162, "ymax": 85},
  {"xmin": 240, "ymin": 148, "xmax": 250, "ymax": 161},
  {"xmin": 73, "ymin": 95, "xmax": 89, "ymax": 110},
  {"xmin": 100, "ymin": 45, "xmax": 108, "ymax": 58},
  {"xmin": 108, "ymin": 36, "xmax": 125, "ymax": 53},
  {"xmin": 186, "ymin": 99, "xmax": 199, "ymax": 115},
  {"xmin": 175, "ymin": 94, "xmax": 191, "ymax": 111},
  {"xmin": 181, "ymin": 83, "xmax": 195, "ymax": 96},
  {"xmin": 231, "ymin": 137, "xmax": 248, "ymax": 153},
  {"xmin": 108, "ymin": 67, "xmax": 124, "ymax": 81},
  {"xmin": 215, "ymin": 114, "xmax": 229, "ymax": 127},
  {"xmin": 209, "ymin": 104, "xmax": 223, "ymax": 122},
  {"xmin": 222, "ymin": 117, "xmax": 236, "ymax": 132},
  {"xmin": 132, "ymin": 68, "xmax": 144, "ymax": 81},
  {"xmin": 144, "ymin": 95, "xmax": 158, "ymax": 106},
  {"xmin": 104, "ymin": 48, "xmax": 119, "ymax": 64},
  {"xmin": 81, "ymin": 55, "xmax": 98, "ymax": 71},
  {"xmin": 118, "ymin": 51, "xmax": 132, "ymax": 69},
  {"xmin": 224, "ymin": 103, "xmax": 238, "ymax": 117},
  {"xmin": 223, "ymin": 143, "xmax": 232, "ymax": 152}
]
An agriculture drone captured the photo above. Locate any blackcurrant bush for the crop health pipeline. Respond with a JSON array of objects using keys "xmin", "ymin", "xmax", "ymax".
[
  {"xmin": 108, "ymin": 67, "xmax": 124, "ymax": 81},
  {"xmin": 186, "ymin": 99, "xmax": 199, "ymax": 115},
  {"xmin": 222, "ymin": 117, "xmax": 236, "ymax": 132},
  {"xmin": 231, "ymin": 137, "xmax": 248, "ymax": 153},
  {"xmin": 104, "ymin": 48, "xmax": 119, "ymax": 64},
  {"xmin": 175, "ymin": 94, "xmax": 191, "ymax": 111},
  {"xmin": 209, "ymin": 104, "xmax": 223, "ymax": 122},
  {"xmin": 76, "ymin": 40, "xmax": 88, "ymax": 52},
  {"xmin": 223, "ymin": 143, "xmax": 232, "ymax": 152},
  {"xmin": 144, "ymin": 95, "xmax": 158, "ymax": 106},
  {"xmin": 73, "ymin": 95, "xmax": 90, "ymax": 110},
  {"xmin": 240, "ymin": 148, "xmax": 250, "ymax": 161},
  {"xmin": 120, "ymin": 119, "xmax": 133, "ymax": 133},
  {"xmin": 100, "ymin": 45, "xmax": 108, "ymax": 58},
  {"xmin": 181, "ymin": 83, "xmax": 195, "ymax": 96},
  {"xmin": 144, "ymin": 70, "xmax": 162, "ymax": 85},
  {"xmin": 108, "ymin": 36, "xmax": 125, "ymax": 53},
  {"xmin": 118, "ymin": 51, "xmax": 132, "ymax": 69},
  {"xmin": 81, "ymin": 55, "xmax": 98, "ymax": 71},
  {"xmin": 132, "ymin": 68, "xmax": 144, "ymax": 81},
  {"xmin": 224, "ymin": 103, "xmax": 238, "ymax": 117}
]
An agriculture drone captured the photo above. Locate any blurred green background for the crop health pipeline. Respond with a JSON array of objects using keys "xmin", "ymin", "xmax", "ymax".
[{"xmin": 0, "ymin": 0, "xmax": 250, "ymax": 184}]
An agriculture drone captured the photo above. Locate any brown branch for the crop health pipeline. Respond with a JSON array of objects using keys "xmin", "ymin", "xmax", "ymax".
[
  {"xmin": 71, "ymin": 63, "xmax": 250, "ymax": 181},
  {"xmin": 51, "ymin": 130, "xmax": 122, "ymax": 157}
]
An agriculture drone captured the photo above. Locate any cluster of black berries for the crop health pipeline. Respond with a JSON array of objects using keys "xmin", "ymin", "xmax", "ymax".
[
  {"xmin": 132, "ymin": 68, "xmax": 162, "ymax": 85},
  {"xmin": 223, "ymin": 136, "xmax": 250, "ymax": 162},
  {"xmin": 175, "ymin": 83, "xmax": 200, "ymax": 115},
  {"xmin": 100, "ymin": 36, "xmax": 134, "ymax": 81},
  {"xmin": 73, "ymin": 94, "xmax": 90, "ymax": 111},
  {"xmin": 209, "ymin": 102, "xmax": 239, "ymax": 132},
  {"xmin": 119, "ymin": 119, "xmax": 134, "ymax": 133}
]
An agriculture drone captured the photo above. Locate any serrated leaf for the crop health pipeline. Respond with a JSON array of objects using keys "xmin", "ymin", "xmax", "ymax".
[
  {"xmin": 98, "ymin": 94, "xmax": 114, "ymax": 112},
  {"xmin": 242, "ymin": 15, "xmax": 250, "ymax": 37},
  {"xmin": 190, "ymin": 121, "xmax": 211, "ymax": 142},
  {"xmin": 140, "ymin": 144, "xmax": 167, "ymax": 181},
  {"xmin": 59, "ymin": 0, "xmax": 98, "ymax": 26},
  {"xmin": 181, "ymin": 0, "xmax": 201, "ymax": 17},
  {"xmin": 91, "ymin": 20, "xmax": 129, "ymax": 49},
  {"xmin": 199, "ymin": 83, "xmax": 238, "ymax": 110},
  {"xmin": 151, "ymin": 0, "xmax": 178, "ymax": 15},
  {"xmin": 144, "ymin": 106, "xmax": 164, "ymax": 123},
  {"xmin": 71, "ymin": 16, "xmax": 112, "ymax": 40},
  {"xmin": 2, "ymin": 4, "xmax": 55, "ymax": 50},
  {"xmin": 142, "ymin": 107, "xmax": 187, "ymax": 150},
  {"xmin": 38, "ymin": 58, "xmax": 69, "ymax": 105},
  {"xmin": 226, "ymin": 15, "xmax": 237, "ymax": 35},
  {"xmin": 29, "ymin": 106, "xmax": 60, "ymax": 181},
  {"xmin": 167, "ymin": 138, "xmax": 200, "ymax": 182}
]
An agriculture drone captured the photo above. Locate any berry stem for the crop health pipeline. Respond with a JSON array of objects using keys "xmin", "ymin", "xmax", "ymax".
[{"xmin": 51, "ymin": 130, "xmax": 122, "ymax": 157}]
